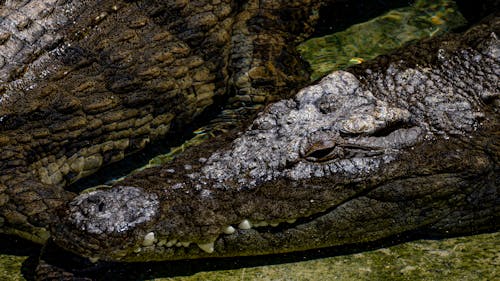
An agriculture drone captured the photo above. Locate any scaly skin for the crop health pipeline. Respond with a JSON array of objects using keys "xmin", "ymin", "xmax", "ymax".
[
  {"xmin": 0, "ymin": 0, "xmax": 324, "ymax": 243},
  {"xmin": 52, "ymin": 15, "xmax": 499, "ymax": 262}
]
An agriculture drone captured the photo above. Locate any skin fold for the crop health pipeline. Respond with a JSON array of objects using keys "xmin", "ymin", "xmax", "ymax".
[{"xmin": 51, "ymin": 15, "xmax": 499, "ymax": 262}]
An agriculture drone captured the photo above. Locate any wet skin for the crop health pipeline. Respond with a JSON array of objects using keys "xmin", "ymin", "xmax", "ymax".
[{"xmin": 51, "ymin": 16, "xmax": 499, "ymax": 262}]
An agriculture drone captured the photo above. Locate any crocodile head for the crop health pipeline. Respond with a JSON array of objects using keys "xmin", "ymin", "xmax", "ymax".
[{"xmin": 51, "ymin": 24, "xmax": 499, "ymax": 261}]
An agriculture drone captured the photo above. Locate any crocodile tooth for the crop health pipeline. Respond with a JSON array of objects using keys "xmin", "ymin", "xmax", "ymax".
[
  {"xmin": 166, "ymin": 239, "xmax": 177, "ymax": 247},
  {"xmin": 142, "ymin": 232, "xmax": 155, "ymax": 246},
  {"xmin": 223, "ymin": 226, "xmax": 236, "ymax": 234},
  {"xmin": 197, "ymin": 242, "xmax": 215, "ymax": 253},
  {"xmin": 181, "ymin": 242, "xmax": 190, "ymax": 247},
  {"xmin": 238, "ymin": 219, "xmax": 252, "ymax": 230},
  {"xmin": 270, "ymin": 222, "xmax": 279, "ymax": 227},
  {"xmin": 89, "ymin": 257, "xmax": 99, "ymax": 263}
]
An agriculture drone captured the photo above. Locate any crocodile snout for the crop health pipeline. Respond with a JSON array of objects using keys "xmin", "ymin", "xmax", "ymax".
[{"xmin": 67, "ymin": 186, "xmax": 159, "ymax": 235}]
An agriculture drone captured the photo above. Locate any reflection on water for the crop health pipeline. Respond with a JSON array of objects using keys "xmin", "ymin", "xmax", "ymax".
[{"xmin": 298, "ymin": 0, "xmax": 467, "ymax": 81}]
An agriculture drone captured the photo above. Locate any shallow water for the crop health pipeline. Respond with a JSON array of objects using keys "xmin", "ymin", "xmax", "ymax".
[
  {"xmin": 0, "ymin": 255, "xmax": 28, "ymax": 281},
  {"xmin": 151, "ymin": 232, "xmax": 500, "ymax": 281}
]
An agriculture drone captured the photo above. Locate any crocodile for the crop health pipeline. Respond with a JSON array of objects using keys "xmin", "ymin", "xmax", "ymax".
[
  {"xmin": 0, "ymin": 0, "xmax": 498, "ymax": 276},
  {"xmin": 50, "ymin": 13, "xmax": 499, "ymax": 264},
  {"xmin": 0, "ymin": 0, "xmax": 338, "ymax": 243},
  {"xmin": 5, "ymin": 0, "xmax": 471, "ymax": 247}
]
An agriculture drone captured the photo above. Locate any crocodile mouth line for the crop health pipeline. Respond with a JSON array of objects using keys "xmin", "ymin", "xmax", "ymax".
[
  {"xmin": 59, "ymin": 164, "xmax": 482, "ymax": 264},
  {"xmin": 136, "ymin": 181, "xmax": 486, "ymax": 263}
]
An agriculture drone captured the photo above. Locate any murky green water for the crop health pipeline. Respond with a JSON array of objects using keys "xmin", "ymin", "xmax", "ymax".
[
  {"xmin": 2, "ymin": 0, "xmax": 497, "ymax": 280},
  {"xmin": 0, "ymin": 255, "xmax": 28, "ymax": 281},
  {"xmin": 298, "ymin": 0, "xmax": 467, "ymax": 81},
  {"xmin": 150, "ymin": 232, "xmax": 499, "ymax": 281},
  {"xmin": 2, "ymin": 232, "xmax": 498, "ymax": 280}
]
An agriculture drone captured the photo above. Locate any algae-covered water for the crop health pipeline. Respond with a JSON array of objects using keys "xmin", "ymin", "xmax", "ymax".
[
  {"xmin": 1, "ymin": 232, "xmax": 499, "ymax": 280},
  {"xmin": 151, "ymin": 232, "xmax": 500, "ymax": 281},
  {"xmin": 298, "ymin": 0, "xmax": 467, "ymax": 81},
  {"xmin": 0, "ymin": 255, "xmax": 28, "ymax": 281}
]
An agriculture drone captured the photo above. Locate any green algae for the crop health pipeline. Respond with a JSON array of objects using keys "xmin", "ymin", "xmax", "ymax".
[
  {"xmin": 0, "ymin": 255, "xmax": 28, "ymax": 281},
  {"xmin": 150, "ymin": 232, "xmax": 499, "ymax": 281},
  {"xmin": 1, "ymin": 232, "xmax": 498, "ymax": 280},
  {"xmin": 297, "ymin": 0, "xmax": 467, "ymax": 81}
]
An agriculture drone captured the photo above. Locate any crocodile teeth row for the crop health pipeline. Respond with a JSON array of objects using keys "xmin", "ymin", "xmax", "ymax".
[
  {"xmin": 222, "ymin": 218, "xmax": 298, "ymax": 233},
  {"xmin": 156, "ymin": 238, "xmax": 212, "ymax": 253},
  {"xmin": 157, "ymin": 239, "xmax": 192, "ymax": 248},
  {"xmin": 141, "ymin": 218, "xmax": 299, "ymax": 254}
]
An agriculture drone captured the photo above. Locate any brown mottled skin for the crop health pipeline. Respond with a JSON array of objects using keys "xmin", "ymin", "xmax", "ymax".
[{"xmin": 0, "ymin": 0, "xmax": 323, "ymax": 243}]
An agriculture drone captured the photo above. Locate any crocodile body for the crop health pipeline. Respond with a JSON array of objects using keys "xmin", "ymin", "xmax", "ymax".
[
  {"xmin": 52, "ymin": 15, "xmax": 499, "ymax": 262},
  {"xmin": 0, "ymin": 0, "xmax": 324, "ymax": 243}
]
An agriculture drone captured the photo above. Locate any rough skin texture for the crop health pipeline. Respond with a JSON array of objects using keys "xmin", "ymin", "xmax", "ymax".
[
  {"xmin": 0, "ymin": 0, "xmax": 324, "ymax": 242},
  {"xmin": 52, "ymin": 15, "xmax": 499, "ymax": 262}
]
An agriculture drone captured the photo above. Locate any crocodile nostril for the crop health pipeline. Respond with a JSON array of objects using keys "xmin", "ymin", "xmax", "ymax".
[{"xmin": 98, "ymin": 202, "xmax": 105, "ymax": 212}]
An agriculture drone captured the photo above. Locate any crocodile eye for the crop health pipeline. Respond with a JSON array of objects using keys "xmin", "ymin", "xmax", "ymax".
[
  {"xmin": 302, "ymin": 140, "xmax": 342, "ymax": 162},
  {"xmin": 305, "ymin": 146, "xmax": 340, "ymax": 162}
]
